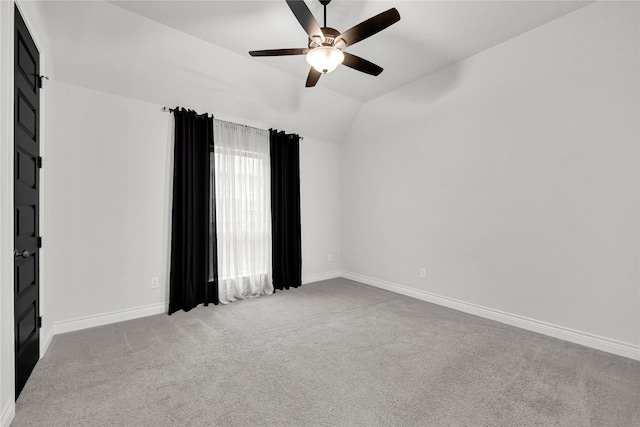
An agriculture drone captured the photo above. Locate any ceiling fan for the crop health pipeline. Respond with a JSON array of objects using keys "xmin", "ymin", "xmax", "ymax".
[{"xmin": 249, "ymin": 0, "xmax": 401, "ymax": 87}]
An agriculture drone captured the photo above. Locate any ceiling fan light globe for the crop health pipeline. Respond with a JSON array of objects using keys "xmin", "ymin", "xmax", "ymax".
[{"xmin": 306, "ymin": 46, "xmax": 344, "ymax": 74}]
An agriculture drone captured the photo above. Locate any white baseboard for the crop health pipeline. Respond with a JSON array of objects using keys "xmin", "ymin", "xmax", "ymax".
[
  {"xmin": 45, "ymin": 273, "xmax": 640, "ymax": 361},
  {"xmin": 41, "ymin": 327, "xmax": 54, "ymax": 358},
  {"xmin": 50, "ymin": 271, "xmax": 342, "ymax": 337},
  {"xmin": 53, "ymin": 302, "xmax": 168, "ymax": 335},
  {"xmin": 0, "ymin": 401, "xmax": 14, "ymax": 427},
  {"xmin": 342, "ymin": 271, "xmax": 640, "ymax": 362},
  {"xmin": 302, "ymin": 270, "xmax": 341, "ymax": 285}
]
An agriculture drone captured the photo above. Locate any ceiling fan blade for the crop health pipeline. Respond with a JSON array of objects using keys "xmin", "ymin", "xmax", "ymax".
[
  {"xmin": 249, "ymin": 48, "xmax": 309, "ymax": 57},
  {"xmin": 286, "ymin": 0, "xmax": 325, "ymax": 42},
  {"xmin": 336, "ymin": 8, "xmax": 400, "ymax": 47},
  {"xmin": 342, "ymin": 52, "xmax": 383, "ymax": 76},
  {"xmin": 305, "ymin": 67, "xmax": 321, "ymax": 87}
]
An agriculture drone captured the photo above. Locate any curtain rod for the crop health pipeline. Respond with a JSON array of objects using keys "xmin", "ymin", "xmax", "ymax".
[{"xmin": 162, "ymin": 106, "xmax": 303, "ymax": 140}]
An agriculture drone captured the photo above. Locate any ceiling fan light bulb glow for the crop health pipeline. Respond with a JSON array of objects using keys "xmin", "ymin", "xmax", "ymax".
[{"xmin": 306, "ymin": 46, "xmax": 344, "ymax": 74}]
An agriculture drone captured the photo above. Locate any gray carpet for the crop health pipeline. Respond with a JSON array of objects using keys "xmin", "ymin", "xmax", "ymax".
[{"xmin": 13, "ymin": 278, "xmax": 640, "ymax": 426}]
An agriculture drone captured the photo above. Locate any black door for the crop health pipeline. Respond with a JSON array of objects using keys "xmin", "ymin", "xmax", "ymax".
[{"xmin": 14, "ymin": 5, "xmax": 41, "ymax": 399}]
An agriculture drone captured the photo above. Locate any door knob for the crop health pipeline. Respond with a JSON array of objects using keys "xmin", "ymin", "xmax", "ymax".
[{"xmin": 14, "ymin": 250, "xmax": 30, "ymax": 259}]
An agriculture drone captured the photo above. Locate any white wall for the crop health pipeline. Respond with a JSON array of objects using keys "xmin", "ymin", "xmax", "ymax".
[
  {"xmin": 44, "ymin": 81, "xmax": 342, "ymax": 330},
  {"xmin": 44, "ymin": 81, "xmax": 173, "ymax": 328},
  {"xmin": 341, "ymin": 1, "xmax": 639, "ymax": 351},
  {"xmin": 301, "ymin": 138, "xmax": 341, "ymax": 280}
]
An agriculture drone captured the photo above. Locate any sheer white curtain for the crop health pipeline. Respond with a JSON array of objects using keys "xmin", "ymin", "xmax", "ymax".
[{"xmin": 213, "ymin": 119, "xmax": 273, "ymax": 304}]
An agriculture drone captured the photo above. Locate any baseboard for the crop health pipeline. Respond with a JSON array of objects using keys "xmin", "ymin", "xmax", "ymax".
[
  {"xmin": 41, "ymin": 327, "xmax": 54, "ymax": 358},
  {"xmin": 0, "ymin": 401, "xmax": 14, "ymax": 427},
  {"xmin": 302, "ymin": 270, "xmax": 341, "ymax": 285},
  {"xmin": 50, "ymin": 272, "xmax": 338, "ymax": 335},
  {"xmin": 53, "ymin": 302, "xmax": 168, "ymax": 335},
  {"xmin": 342, "ymin": 271, "xmax": 640, "ymax": 362}
]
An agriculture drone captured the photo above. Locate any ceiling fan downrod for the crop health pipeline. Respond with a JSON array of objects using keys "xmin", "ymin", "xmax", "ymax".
[{"xmin": 319, "ymin": 0, "xmax": 331, "ymax": 28}]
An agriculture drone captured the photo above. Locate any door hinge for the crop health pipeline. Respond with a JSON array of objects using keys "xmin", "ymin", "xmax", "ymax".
[
  {"xmin": 37, "ymin": 75, "xmax": 49, "ymax": 89},
  {"xmin": 37, "ymin": 316, "xmax": 42, "ymax": 328},
  {"xmin": 37, "ymin": 236, "xmax": 42, "ymax": 248},
  {"xmin": 37, "ymin": 156, "xmax": 43, "ymax": 168}
]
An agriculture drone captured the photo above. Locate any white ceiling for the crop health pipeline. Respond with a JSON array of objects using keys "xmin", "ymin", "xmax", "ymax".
[{"xmin": 39, "ymin": 0, "xmax": 592, "ymax": 142}]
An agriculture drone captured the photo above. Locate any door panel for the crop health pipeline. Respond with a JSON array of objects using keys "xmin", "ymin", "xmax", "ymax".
[
  {"xmin": 17, "ymin": 152, "xmax": 37, "ymax": 187},
  {"xmin": 17, "ymin": 304, "xmax": 36, "ymax": 349},
  {"xmin": 17, "ymin": 93, "xmax": 37, "ymax": 136},
  {"xmin": 16, "ymin": 257, "xmax": 35, "ymax": 294},
  {"xmin": 17, "ymin": 206, "xmax": 35, "ymax": 235},
  {"xmin": 14, "ymin": 5, "xmax": 40, "ymax": 399},
  {"xmin": 17, "ymin": 37, "xmax": 37, "ymax": 89}
]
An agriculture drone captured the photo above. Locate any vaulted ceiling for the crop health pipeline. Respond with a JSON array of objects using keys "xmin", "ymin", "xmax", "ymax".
[{"xmin": 39, "ymin": 0, "xmax": 591, "ymax": 142}]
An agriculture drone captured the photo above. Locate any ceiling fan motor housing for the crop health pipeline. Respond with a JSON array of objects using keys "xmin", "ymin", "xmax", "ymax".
[{"xmin": 309, "ymin": 27, "xmax": 341, "ymax": 48}]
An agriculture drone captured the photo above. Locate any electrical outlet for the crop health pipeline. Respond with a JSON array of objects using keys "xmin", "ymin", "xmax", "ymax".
[
  {"xmin": 420, "ymin": 268, "xmax": 427, "ymax": 279},
  {"xmin": 328, "ymin": 254, "xmax": 333, "ymax": 262},
  {"xmin": 150, "ymin": 277, "xmax": 159, "ymax": 289}
]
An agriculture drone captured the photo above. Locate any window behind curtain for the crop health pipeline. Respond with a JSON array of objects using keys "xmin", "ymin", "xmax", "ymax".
[{"xmin": 212, "ymin": 120, "xmax": 273, "ymax": 304}]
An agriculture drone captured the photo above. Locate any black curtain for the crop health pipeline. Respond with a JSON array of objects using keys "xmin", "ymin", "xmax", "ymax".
[
  {"xmin": 270, "ymin": 130, "xmax": 302, "ymax": 290},
  {"xmin": 169, "ymin": 108, "xmax": 219, "ymax": 314}
]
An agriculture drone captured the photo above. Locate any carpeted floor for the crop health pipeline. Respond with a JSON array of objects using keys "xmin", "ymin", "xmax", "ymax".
[{"xmin": 13, "ymin": 278, "xmax": 640, "ymax": 426}]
